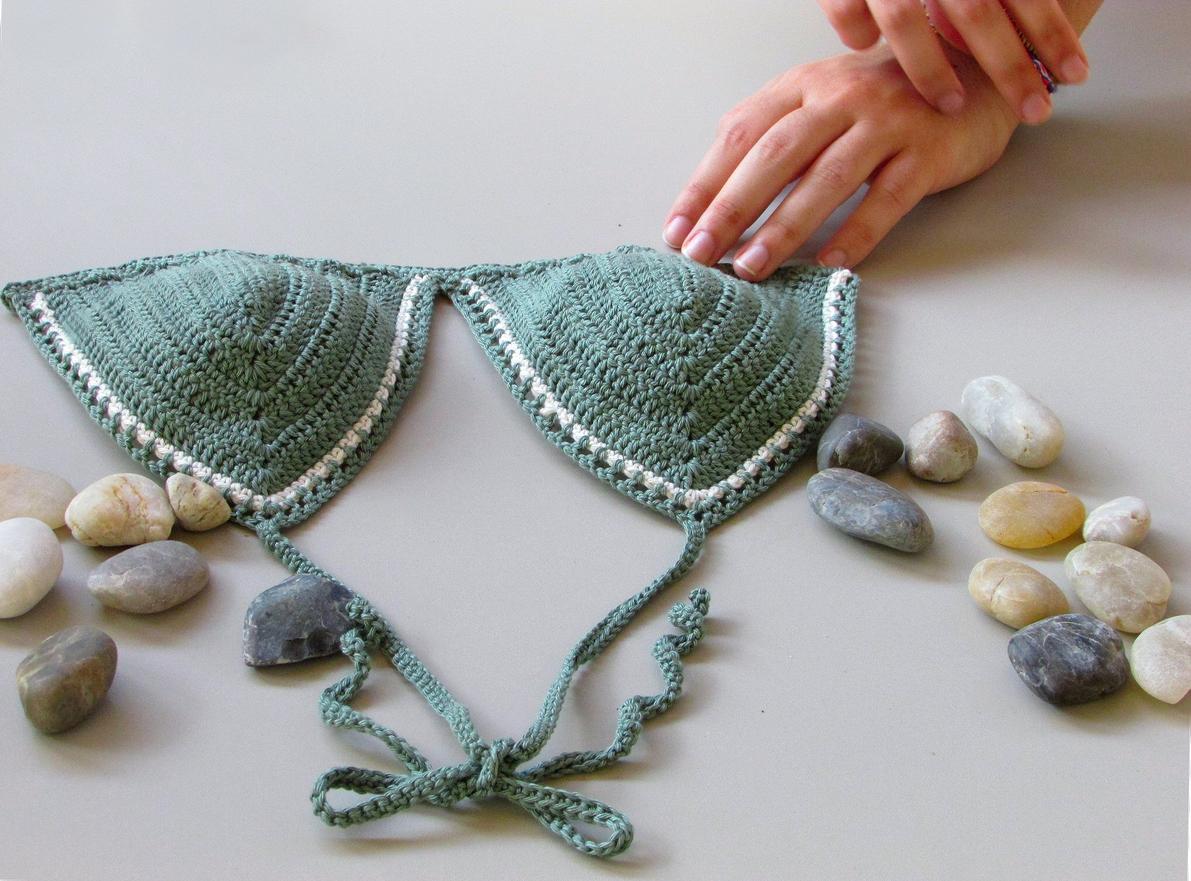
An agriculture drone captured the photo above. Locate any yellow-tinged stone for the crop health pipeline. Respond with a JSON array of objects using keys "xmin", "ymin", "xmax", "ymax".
[
  {"xmin": 968, "ymin": 558, "xmax": 1069, "ymax": 628},
  {"xmin": 978, "ymin": 481, "xmax": 1085, "ymax": 549}
]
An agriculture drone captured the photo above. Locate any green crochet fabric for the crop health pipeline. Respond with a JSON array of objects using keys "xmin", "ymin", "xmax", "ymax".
[{"xmin": 1, "ymin": 243, "xmax": 858, "ymax": 858}]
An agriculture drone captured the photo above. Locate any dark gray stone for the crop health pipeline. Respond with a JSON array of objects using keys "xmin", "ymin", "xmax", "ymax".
[
  {"xmin": 17, "ymin": 625, "xmax": 117, "ymax": 733},
  {"xmin": 816, "ymin": 413, "xmax": 904, "ymax": 475},
  {"xmin": 1008, "ymin": 613, "xmax": 1130, "ymax": 706},
  {"xmin": 87, "ymin": 540, "xmax": 209, "ymax": 613},
  {"xmin": 243, "ymin": 574, "xmax": 354, "ymax": 667},
  {"xmin": 807, "ymin": 468, "xmax": 933, "ymax": 552}
]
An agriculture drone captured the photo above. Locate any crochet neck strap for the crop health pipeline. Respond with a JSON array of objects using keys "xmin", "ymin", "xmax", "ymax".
[
  {"xmin": 1, "ymin": 244, "xmax": 858, "ymax": 858},
  {"xmin": 257, "ymin": 516, "xmax": 708, "ymax": 857}
]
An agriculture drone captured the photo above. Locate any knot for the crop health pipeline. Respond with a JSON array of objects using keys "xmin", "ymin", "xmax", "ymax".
[{"xmin": 471, "ymin": 737, "xmax": 515, "ymax": 798}]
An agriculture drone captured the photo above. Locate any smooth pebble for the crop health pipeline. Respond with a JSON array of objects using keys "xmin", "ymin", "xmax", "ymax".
[
  {"xmin": 961, "ymin": 375, "xmax": 1064, "ymax": 467},
  {"xmin": 166, "ymin": 473, "xmax": 231, "ymax": 532},
  {"xmin": 1008, "ymin": 613, "xmax": 1129, "ymax": 706},
  {"xmin": 243, "ymin": 574, "xmax": 354, "ymax": 666},
  {"xmin": 0, "ymin": 464, "xmax": 75, "ymax": 528},
  {"xmin": 807, "ymin": 468, "xmax": 933, "ymax": 553},
  {"xmin": 978, "ymin": 481, "xmax": 1084, "ymax": 549},
  {"xmin": 17, "ymin": 625, "xmax": 118, "ymax": 733},
  {"xmin": 87, "ymin": 540, "xmax": 209, "ymax": 613},
  {"xmin": 816, "ymin": 414, "xmax": 904, "ymax": 475},
  {"xmin": 1065, "ymin": 541, "xmax": 1171, "ymax": 634},
  {"xmin": 968, "ymin": 558, "xmax": 1069, "ymax": 628},
  {"xmin": 904, "ymin": 410, "xmax": 978, "ymax": 482},
  {"xmin": 1131, "ymin": 616, "xmax": 1191, "ymax": 704},
  {"xmin": 0, "ymin": 517, "xmax": 63, "ymax": 618},
  {"xmin": 65, "ymin": 473, "xmax": 174, "ymax": 546},
  {"xmin": 1083, "ymin": 496, "xmax": 1150, "ymax": 548}
]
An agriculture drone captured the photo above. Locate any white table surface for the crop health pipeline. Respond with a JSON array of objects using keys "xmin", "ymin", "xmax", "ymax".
[{"xmin": 1, "ymin": 2, "xmax": 1189, "ymax": 879}]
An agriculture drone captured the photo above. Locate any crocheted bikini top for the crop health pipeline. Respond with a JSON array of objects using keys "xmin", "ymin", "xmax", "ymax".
[{"xmin": 2, "ymin": 244, "xmax": 858, "ymax": 858}]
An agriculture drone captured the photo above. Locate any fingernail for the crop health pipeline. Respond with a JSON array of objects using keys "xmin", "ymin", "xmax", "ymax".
[
  {"xmin": 819, "ymin": 249, "xmax": 848, "ymax": 268},
  {"xmin": 1021, "ymin": 93, "xmax": 1051, "ymax": 124},
  {"xmin": 663, "ymin": 215, "xmax": 692, "ymax": 248},
  {"xmin": 937, "ymin": 90, "xmax": 964, "ymax": 115},
  {"xmin": 682, "ymin": 229, "xmax": 715, "ymax": 264},
  {"xmin": 1060, "ymin": 55, "xmax": 1088, "ymax": 83},
  {"xmin": 733, "ymin": 242, "xmax": 769, "ymax": 277}
]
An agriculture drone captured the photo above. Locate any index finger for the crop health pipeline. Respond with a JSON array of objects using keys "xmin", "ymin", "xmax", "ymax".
[{"xmin": 663, "ymin": 88, "xmax": 802, "ymax": 248}]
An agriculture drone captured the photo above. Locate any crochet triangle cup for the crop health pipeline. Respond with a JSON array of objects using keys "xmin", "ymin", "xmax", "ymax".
[{"xmin": 2, "ymin": 244, "xmax": 858, "ymax": 858}]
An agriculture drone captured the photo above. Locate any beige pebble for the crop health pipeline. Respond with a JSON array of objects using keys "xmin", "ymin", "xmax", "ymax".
[
  {"xmin": 65, "ymin": 473, "xmax": 174, "ymax": 547},
  {"xmin": 166, "ymin": 473, "xmax": 231, "ymax": 531},
  {"xmin": 1131, "ymin": 616, "xmax": 1191, "ymax": 703},
  {"xmin": 1065, "ymin": 541, "xmax": 1171, "ymax": 634},
  {"xmin": 0, "ymin": 464, "xmax": 75, "ymax": 529},
  {"xmin": 905, "ymin": 411, "xmax": 978, "ymax": 483},
  {"xmin": 978, "ymin": 481, "xmax": 1085, "ymax": 549},
  {"xmin": 968, "ymin": 558, "xmax": 1069, "ymax": 628}
]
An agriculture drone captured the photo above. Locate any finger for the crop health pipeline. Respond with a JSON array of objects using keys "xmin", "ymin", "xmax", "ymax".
[
  {"xmin": 938, "ymin": 0, "xmax": 1052, "ymax": 124},
  {"xmin": 816, "ymin": 151, "xmax": 934, "ymax": 267},
  {"xmin": 867, "ymin": 0, "xmax": 966, "ymax": 114},
  {"xmin": 817, "ymin": 0, "xmax": 882, "ymax": 49},
  {"xmin": 1002, "ymin": 0, "xmax": 1088, "ymax": 84},
  {"xmin": 731, "ymin": 125, "xmax": 889, "ymax": 280},
  {"xmin": 682, "ymin": 107, "xmax": 851, "ymax": 266},
  {"xmin": 663, "ymin": 90, "xmax": 801, "ymax": 249}
]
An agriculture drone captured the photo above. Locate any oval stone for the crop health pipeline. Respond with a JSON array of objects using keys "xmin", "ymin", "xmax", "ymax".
[
  {"xmin": 1065, "ymin": 541, "xmax": 1171, "ymax": 633},
  {"xmin": 978, "ymin": 481, "xmax": 1085, "ymax": 549},
  {"xmin": 807, "ymin": 468, "xmax": 933, "ymax": 552},
  {"xmin": 816, "ymin": 414, "xmax": 904, "ymax": 476},
  {"xmin": 1083, "ymin": 496, "xmax": 1150, "ymax": 548},
  {"xmin": 1008, "ymin": 613, "xmax": 1129, "ymax": 706},
  {"xmin": 961, "ymin": 375, "xmax": 1064, "ymax": 468},
  {"xmin": 1131, "ymin": 616, "xmax": 1191, "ymax": 704},
  {"xmin": 0, "ymin": 464, "xmax": 75, "ymax": 529},
  {"xmin": 166, "ymin": 473, "xmax": 231, "ymax": 532},
  {"xmin": 87, "ymin": 540, "xmax": 209, "ymax": 613},
  {"xmin": 0, "ymin": 517, "xmax": 63, "ymax": 618},
  {"xmin": 65, "ymin": 473, "xmax": 174, "ymax": 546},
  {"xmin": 243, "ymin": 574, "xmax": 354, "ymax": 666},
  {"xmin": 968, "ymin": 558, "xmax": 1069, "ymax": 628},
  {"xmin": 904, "ymin": 410, "xmax": 978, "ymax": 483},
  {"xmin": 17, "ymin": 625, "xmax": 118, "ymax": 733}
]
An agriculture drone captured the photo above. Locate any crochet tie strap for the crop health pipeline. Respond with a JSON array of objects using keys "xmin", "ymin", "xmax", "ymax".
[{"xmin": 259, "ymin": 518, "xmax": 709, "ymax": 858}]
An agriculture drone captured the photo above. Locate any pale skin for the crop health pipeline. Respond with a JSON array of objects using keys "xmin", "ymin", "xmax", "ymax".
[{"xmin": 662, "ymin": 0, "xmax": 1103, "ymax": 279}]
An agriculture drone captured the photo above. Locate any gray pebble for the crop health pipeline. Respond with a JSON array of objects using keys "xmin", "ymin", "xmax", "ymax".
[
  {"xmin": 1007, "ymin": 613, "xmax": 1130, "ymax": 706},
  {"xmin": 816, "ymin": 413, "xmax": 904, "ymax": 475},
  {"xmin": 87, "ymin": 540, "xmax": 209, "ymax": 613},
  {"xmin": 807, "ymin": 468, "xmax": 934, "ymax": 552},
  {"xmin": 243, "ymin": 574, "xmax": 354, "ymax": 667},
  {"xmin": 17, "ymin": 625, "xmax": 118, "ymax": 733}
]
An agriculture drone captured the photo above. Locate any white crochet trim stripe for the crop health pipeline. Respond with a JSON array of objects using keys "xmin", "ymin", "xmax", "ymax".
[
  {"xmin": 27, "ymin": 274, "xmax": 426, "ymax": 512},
  {"xmin": 460, "ymin": 268, "xmax": 852, "ymax": 509}
]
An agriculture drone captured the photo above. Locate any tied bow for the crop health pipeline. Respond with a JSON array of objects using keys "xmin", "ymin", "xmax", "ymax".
[{"xmin": 308, "ymin": 521, "xmax": 710, "ymax": 858}]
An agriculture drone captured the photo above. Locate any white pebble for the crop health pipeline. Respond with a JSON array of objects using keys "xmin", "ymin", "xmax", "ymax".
[
  {"xmin": 0, "ymin": 464, "xmax": 75, "ymax": 529},
  {"xmin": 961, "ymin": 375, "xmax": 1064, "ymax": 468},
  {"xmin": 1131, "ymin": 616, "xmax": 1191, "ymax": 704},
  {"xmin": 0, "ymin": 517, "xmax": 63, "ymax": 618},
  {"xmin": 1065, "ymin": 541, "xmax": 1172, "ymax": 634},
  {"xmin": 65, "ymin": 473, "xmax": 174, "ymax": 546},
  {"xmin": 1083, "ymin": 496, "xmax": 1150, "ymax": 547}
]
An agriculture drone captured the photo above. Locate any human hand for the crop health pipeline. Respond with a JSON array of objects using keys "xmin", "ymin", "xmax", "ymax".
[
  {"xmin": 661, "ymin": 46, "xmax": 1020, "ymax": 277},
  {"xmin": 816, "ymin": 0, "xmax": 1088, "ymax": 123}
]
